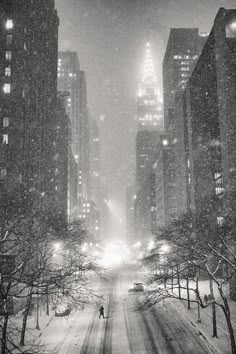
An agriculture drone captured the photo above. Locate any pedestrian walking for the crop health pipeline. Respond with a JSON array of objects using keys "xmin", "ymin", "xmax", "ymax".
[
  {"xmin": 204, "ymin": 294, "xmax": 208, "ymax": 304},
  {"xmin": 99, "ymin": 305, "xmax": 104, "ymax": 319}
]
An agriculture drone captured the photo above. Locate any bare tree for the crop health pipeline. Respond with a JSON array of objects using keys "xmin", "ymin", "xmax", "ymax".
[
  {"xmin": 140, "ymin": 193, "xmax": 236, "ymax": 354},
  {"xmin": 0, "ymin": 185, "xmax": 103, "ymax": 353}
]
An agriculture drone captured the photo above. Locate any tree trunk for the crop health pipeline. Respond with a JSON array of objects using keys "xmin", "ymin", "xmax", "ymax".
[
  {"xmin": 187, "ymin": 275, "xmax": 190, "ymax": 309},
  {"xmin": 46, "ymin": 284, "xmax": 49, "ymax": 316},
  {"xmin": 1, "ymin": 312, "xmax": 9, "ymax": 354},
  {"xmin": 177, "ymin": 265, "xmax": 181, "ymax": 298},
  {"xmin": 171, "ymin": 267, "xmax": 174, "ymax": 291},
  {"xmin": 209, "ymin": 278, "xmax": 217, "ymax": 338},
  {"xmin": 20, "ymin": 290, "xmax": 33, "ymax": 346},
  {"xmin": 218, "ymin": 286, "xmax": 236, "ymax": 354}
]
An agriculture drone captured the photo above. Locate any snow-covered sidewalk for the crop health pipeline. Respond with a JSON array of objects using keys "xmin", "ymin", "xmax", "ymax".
[{"xmin": 169, "ymin": 280, "xmax": 236, "ymax": 354}]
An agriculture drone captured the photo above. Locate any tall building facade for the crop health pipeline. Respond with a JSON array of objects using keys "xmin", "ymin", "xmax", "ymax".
[
  {"xmin": 57, "ymin": 53, "xmax": 90, "ymax": 214},
  {"xmin": 160, "ymin": 28, "xmax": 207, "ymax": 223},
  {"xmin": 55, "ymin": 93, "xmax": 78, "ymax": 219},
  {"xmin": 79, "ymin": 72, "xmax": 90, "ymax": 204},
  {"xmin": 125, "ymin": 185, "xmax": 136, "ymax": 244},
  {"xmin": 135, "ymin": 42, "xmax": 163, "ymax": 243},
  {"xmin": 136, "ymin": 130, "xmax": 160, "ymax": 191},
  {"xmin": 0, "ymin": 0, "xmax": 59, "ymax": 206},
  {"xmin": 163, "ymin": 28, "xmax": 206, "ymax": 130},
  {"xmin": 137, "ymin": 42, "xmax": 164, "ymax": 131},
  {"xmin": 90, "ymin": 118, "xmax": 101, "ymax": 206},
  {"xmin": 186, "ymin": 8, "xmax": 236, "ymax": 211},
  {"xmin": 57, "ymin": 52, "xmax": 80, "ymax": 158}
]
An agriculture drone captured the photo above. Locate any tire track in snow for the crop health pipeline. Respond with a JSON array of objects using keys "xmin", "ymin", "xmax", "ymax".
[
  {"xmin": 123, "ymin": 300, "xmax": 138, "ymax": 353},
  {"xmin": 100, "ymin": 291, "xmax": 114, "ymax": 354},
  {"xmin": 135, "ymin": 297, "xmax": 176, "ymax": 354},
  {"xmin": 80, "ymin": 309, "xmax": 99, "ymax": 354},
  {"xmin": 151, "ymin": 305, "xmax": 211, "ymax": 354}
]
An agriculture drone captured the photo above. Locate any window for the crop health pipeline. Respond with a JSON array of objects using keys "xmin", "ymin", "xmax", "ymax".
[
  {"xmin": 6, "ymin": 19, "xmax": 13, "ymax": 30},
  {"xmin": 5, "ymin": 67, "xmax": 11, "ymax": 76},
  {"xmin": 3, "ymin": 117, "xmax": 9, "ymax": 127},
  {"xmin": 217, "ymin": 216, "xmax": 224, "ymax": 226},
  {"xmin": 215, "ymin": 172, "xmax": 224, "ymax": 195},
  {"xmin": 6, "ymin": 35, "xmax": 12, "ymax": 45},
  {"xmin": 5, "ymin": 51, "xmax": 12, "ymax": 61},
  {"xmin": 3, "ymin": 83, "xmax": 11, "ymax": 94},
  {"xmin": 0, "ymin": 169, "xmax": 7, "ymax": 179},
  {"xmin": 3, "ymin": 134, "xmax": 8, "ymax": 144}
]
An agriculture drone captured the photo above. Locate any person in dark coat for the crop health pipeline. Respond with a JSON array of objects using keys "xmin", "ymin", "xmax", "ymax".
[
  {"xmin": 99, "ymin": 305, "xmax": 104, "ymax": 319},
  {"xmin": 204, "ymin": 294, "xmax": 208, "ymax": 304}
]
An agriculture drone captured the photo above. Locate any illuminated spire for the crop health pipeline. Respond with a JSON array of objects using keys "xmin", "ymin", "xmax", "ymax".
[{"xmin": 142, "ymin": 42, "xmax": 157, "ymax": 84}]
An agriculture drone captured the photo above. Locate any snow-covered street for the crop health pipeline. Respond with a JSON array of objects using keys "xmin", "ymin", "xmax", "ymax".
[{"xmin": 35, "ymin": 265, "xmax": 213, "ymax": 353}]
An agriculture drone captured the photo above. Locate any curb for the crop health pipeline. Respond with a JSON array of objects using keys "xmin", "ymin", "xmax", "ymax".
[{"xmin": 189, "ymin": 319, "xmax": 223, "ymax": 354}]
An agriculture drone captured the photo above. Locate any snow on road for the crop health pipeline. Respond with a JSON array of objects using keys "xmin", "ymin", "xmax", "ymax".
[{"xmin": 40, "ymin": 265, "xmax": 214, "ymax": 353}]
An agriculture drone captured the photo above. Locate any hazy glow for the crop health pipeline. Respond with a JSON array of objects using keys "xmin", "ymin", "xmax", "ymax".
[
  {"xmin": 230, "ymin": 20, "xmax": 236, "ymax": 31},
  {"xmin": 99, "ymin": 241, "xmax": 130, "ymax": 267},
  {"xmin": 147, "ymin": 240, "xmax": 154, "ymax": 251},
  {"xmin": 161, "ymin": 244, "xmax": 170, "ymax": 254}
]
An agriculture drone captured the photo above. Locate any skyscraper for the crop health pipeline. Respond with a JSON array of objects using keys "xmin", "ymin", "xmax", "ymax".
[
  {"xmin": 57, "ymin": 53, "xmax": 90, "ymax": 213},
  {"xmin": 0, "ymin": 0, "xmax": 59, "ymax": 204},
  {"xmin": 90, "ymin": 118, "xmax": 101, "ymax": 206},
  {"xmin": 186, "ymin": 8, "xmax": 236, "ymax": 211},
  {"xmin": 57, "ymin": 52, "xmax": 80, "ymax": 158},
  {"xmin": 79, "ymin": 71, "xmax": 90, "ymax": 204},
  {"xmin": 160, "ymin": 28, "xmax": 207, "ymax": 222},
  {"xmin": 137, "ymin": 42, "xmax": 164, "ymax": 131},
  {"xmin": 135, "ymin": 42, "xmax": 163, "ymax": 242},
  {"xmin": 163, "ymin": 28, "xmax": 206, "ymax": 130}
]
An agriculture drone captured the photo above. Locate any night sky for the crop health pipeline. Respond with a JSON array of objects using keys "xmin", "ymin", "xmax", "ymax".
[{"xmin": 55, "ymin": 0, "xmax": 236, "ymax": 235}]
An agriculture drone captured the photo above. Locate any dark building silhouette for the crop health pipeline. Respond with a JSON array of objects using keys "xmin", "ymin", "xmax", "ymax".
[
  {"xmin": 163, "ymin": 28, "xmax": 206, "ymax": 130},
  {"xmin": 55, "ymin": 93, "xmax": 78, "ymax": 219},
  {"xmin": 57, "ymin": 53, "xmax": 90, "ymax": 214},
  {"xmin": 125, "ymin": 185, "xmax": 136, "ymax": 244},
  {"xmin": 57, "ymin": 52, "xmax": 81, "ymax": 158},
  {"xmin": 186, "ymin": 8, "xmax": 236, "ymax": 212},
  {"xmin": 161, "ymin": 28, "xmax": 207, "ymax": 223},
  {"xmin": 135, "ymin": 42, "xmax": 163, "ymax": 241},
  {"xmin": 154, "ymin": 135, "xmax": 177, "ymax": 228},
  {"xmin": 0, "ymin": 0, "xmax": 59, "ymax": 206}
]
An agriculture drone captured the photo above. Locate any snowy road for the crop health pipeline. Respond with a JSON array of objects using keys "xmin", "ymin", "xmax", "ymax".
[{"xmin": 46, "ymin": 265, "xmax": 214, "ymax": 353}]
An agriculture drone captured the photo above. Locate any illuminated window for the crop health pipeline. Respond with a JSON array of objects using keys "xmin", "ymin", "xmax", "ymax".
[
  {"xmin": 3, "ymin": 117, "xmax": 9, "ymax": 127},
  {"xmin": 217, "ymin": 216, "xmax": 224, "ymax": 226},
  {"xmin": 226, "ymin": 19, "xmax": 236, "ymax": 38},
  {"xmin": 0, "ymin": 169, "xmax": 7, "ymax": 179},
  {"xmin": 162, "ymin": 139, "xmax": 168, "ymax": 146},
  {"xmin": 3, "ymin": 83, "xmax": 11, "ymax": 94},
  {"xmin": 5, "ymin": 67, "xmax": 11, "ymax": 76},
  {"xmin": 3, "ymin": 134, "xmax": 8, "ymax": 144},
  {"xmin": 173, "ymin": 55, "xmax": 182, "ymax": 59},
  {"xmin": 6, "ymin": 35, "xmax": 12, "ymax": 45},
  {"xmin": 6, "ymin": 51, "xmax": 12, "ymax": 61},
  {"xmin": 6, "ymin": 19, "xmax": 13, "ymax": 30},
  {"xmin": 215, "ymin": 172, "xmax": 224, "ymax": 195}
]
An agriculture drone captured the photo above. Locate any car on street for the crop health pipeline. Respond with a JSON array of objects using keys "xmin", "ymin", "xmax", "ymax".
[
  {"xmin": 128, "ymin": 281, "xmax": 145, "ymax": 292},
  {"xmin": 55, "ymin": 303, "xmax": 71, "ymax": 317}
]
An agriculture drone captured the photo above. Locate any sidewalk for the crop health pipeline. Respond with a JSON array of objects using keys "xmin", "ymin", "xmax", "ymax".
[{"xmin": 171, "ymin": 280, "xmax": 236, "ymax": 354}]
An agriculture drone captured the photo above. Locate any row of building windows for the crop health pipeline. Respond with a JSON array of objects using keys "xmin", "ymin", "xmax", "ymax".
[{"xmin": 174, "ymin": 54, "xmax": 198, "ymax": 60}]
